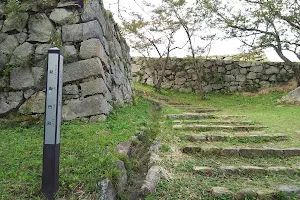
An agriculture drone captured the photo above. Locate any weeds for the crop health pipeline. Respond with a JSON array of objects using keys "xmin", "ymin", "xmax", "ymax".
[{"xmin": 0, "ymin": 98, "xmax": 153, "ymax": 199}]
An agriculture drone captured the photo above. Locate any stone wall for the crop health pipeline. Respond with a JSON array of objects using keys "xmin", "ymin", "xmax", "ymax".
[
  {"xmin": 0, "ymin": 0, "xmax": 133, "ymax": 121},
  {"xmin": 132, "ymin": 57, "xmax": 295, "ymax": 93}
]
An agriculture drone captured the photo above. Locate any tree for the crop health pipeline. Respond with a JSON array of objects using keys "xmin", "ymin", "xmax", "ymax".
[
  {"xmin": 200, "ymin": 0, "xmax": 300, "ymax": 85},
  {"xmin": 164, "ymin": 0, "xmax": 214, "ymax": 99},
  {"xmin": 120, "ymin": 0, "xmax": 214, "ymax": 99},
  {"xmin": 121, "ymin": 1, "xmax": 182, "ymax": 92}
]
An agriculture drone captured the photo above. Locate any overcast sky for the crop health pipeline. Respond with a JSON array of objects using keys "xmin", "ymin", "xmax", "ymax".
[{"xmin": 103, "ymin": 0, "xmax": 299, "ymax": 62}]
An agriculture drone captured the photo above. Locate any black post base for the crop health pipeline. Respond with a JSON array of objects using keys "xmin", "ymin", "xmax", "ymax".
[{"xmin": 42, "ymin": 144, "xmax": 60, "ymax": 200}]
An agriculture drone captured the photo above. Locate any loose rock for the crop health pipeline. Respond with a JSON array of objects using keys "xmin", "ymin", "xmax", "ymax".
[
  {"xmin": 116, "ymin": 141, "xmax": 133, "ymax": 158},
  {"xmin": 211, "ymin": 187, "xmax": 233, "ymax": 197},
  {"xmin": 99, "ymin": 178, "xmax": 117, "ymax": 200},
  {"xmin": 140, "ymin": 166, "xmax": 162, "ymax": 196}
]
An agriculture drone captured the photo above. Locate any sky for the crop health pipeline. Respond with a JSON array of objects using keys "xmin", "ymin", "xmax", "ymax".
[{"xmin": 103, "ymin": 0, "xmax": 299, "ymax": 62}]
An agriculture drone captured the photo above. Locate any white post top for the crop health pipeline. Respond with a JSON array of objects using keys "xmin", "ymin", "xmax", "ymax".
[{"xmin": 49, "ymin": 47, "xmax": 60, "ymax": 50}]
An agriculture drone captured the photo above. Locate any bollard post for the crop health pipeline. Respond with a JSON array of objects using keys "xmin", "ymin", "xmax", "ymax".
[{"xmin": 42, "ymin": 48, "xmax": 63, "ymax": 200}]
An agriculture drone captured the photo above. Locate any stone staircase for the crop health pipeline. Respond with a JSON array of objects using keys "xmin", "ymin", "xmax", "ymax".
[{"xmin": 160, "ymin": 102, "xmax": 300, "ymax": 199}]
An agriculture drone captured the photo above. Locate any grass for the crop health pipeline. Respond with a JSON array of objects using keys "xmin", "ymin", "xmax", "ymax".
[
  {"xmin": 2, "ymin": 83, "xmax": 300, "ymax": 199},
  {"xmin": 0, "ymin": 97, "xmax": 154, "ymax": 199},
  {"xmin": 136, "ymin": 83, "xmax": 300, "ymax": 144},
  {"xmin": 135, "ymin": 83, "xmax": 300, "ymax": 200},
  {"xmin": 149, "ymin": 174, "xmax": 300, "ymax": 200}
]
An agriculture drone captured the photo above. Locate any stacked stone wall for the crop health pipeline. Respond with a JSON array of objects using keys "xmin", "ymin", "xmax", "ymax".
[
  {"xmin": 0, "ymin": 0, "xmax": 133, "ymax": 121},
  {"xmin": 132, "ymin": 57, "xmax": 295, "ymax": 93}
]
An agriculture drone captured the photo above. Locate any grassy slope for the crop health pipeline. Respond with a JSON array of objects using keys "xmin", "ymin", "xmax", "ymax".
[
  {"xmin": 0, "ymin": 98, "xmax": 152, "ymax": 199},
  {"xmin": 136, "ymin": 83, "xmax": 300, "ymax": 138},
  {"xmin": 135, "ymin": 83, "xmax": 300, "ymax": 200}
]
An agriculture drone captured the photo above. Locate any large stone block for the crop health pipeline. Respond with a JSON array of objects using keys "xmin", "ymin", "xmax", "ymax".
[
  {"xmin": 35, "ymin": 44, "xmax": 52, "ymax": 61},
  {"xmin": 111, "ymin": 86, "xmax": 124, "ymax": 105},
  {"xmin": 246, "ymin": 72, "xmax": 257, "ymax": 80},
  {"xmin": 32, "ymin": 67, "xmax": 45, "ymax": 88},
  {"xmin": 111, "ymin": 66, "xmax": 126, "ymax": 85},
  {"xmin": 19, "ymin": 91, "xmax": 45, "ymax": 114},
  {"xmin": 265, "ymin": 66, "xmax": 279, "ymax": 74},
  {"xmin": 62, "ymin": 23, "xmax": 82, "ymax": 42},
  {"xmin": 63, "ymin": 94, "xmax": 111, "ymax": 120},
  {"xmin": 80, "ymin": 78, "xmax": 108, "ymax": 97},
  {"xmin": 0, "ymin": 35, "xmax": 19, "ymax": 70},
  {"xmin": 35, "ymin": 44, "xmax": 52, "ymax": 68},
  {"xmin": 280, "ymin": 86, "xmax": 300, "ymax": 104},
  {"xmin": 49, "ymin": 8, "xmax": 79, "ymax": 25},
  {"xmin": 249, "ymin": 65, "xmax": 263, "ymax": 73},
  {"xmin": 10, "ymin": 67, "xmax": 35, "ymax": 90},
  {"xmin": 83, "ymin": 20, "xmax": 104, "ymax": 41},
  {"xmin": 9, "ymin": 42, "xmax": 34, "ymax": 67},
  {"xmin": 2, "ymin": 13, "xmax": 28, "ymax": 32},
  {"xmin": 113, "ymin": 37, "xmax": 122, "ymax": 58},
  {"xmin": 0, "ymin": 92, "xmax": 23, "ymax": 116},
  {"xmin": 14, "ymin": 32, "xmax": 28, "ymax": 44},
  {"xmin": 79, "ymin": 38, "xmax": 105, "ymax": 60},
  {"xmin": 121, "ymin": 84, "xmax": 132, "ymax": 102},
  {"xmin": 238, "ymin": 62, "xmax": 251, "ymax": 68},
  {"xmin": 0, "ymin": 35, "xmax": 19, "ymax": 55},
  {"xmin": 224, "ymin": 75, "xmax": 235, "ymax": 82},
  {"xmin": 240, "ymin": 68, "xmax": 247, "ymax": 75},
  {"xmin": 63, "ymin": 45, "xmax": 78, "ymax": 63},
  {"xmin": 81, "ymin": 0, "xmax": 100, "ymax": 22},
  {"xmin": 174, "ymin": 77, "xmax": 186, "ymax": 85},
  {"xmin": 0, "ymin": 32, "xmax": 7, "ymax": 44},
  {"xmin": 0, "ymin": 77, "xmax": 8, "ymax": 89},
  {"xmin": 28, "ymin": 13, "xmax": 55, "ymax": 42},
  {"xmin": 103, "ymin": 36, "xmax": 110, "ymax": 55},
  {"xmin": 62, "ymin": 20, "xmax": 103, "ymax": 42},
  {"xmin": 63, "ymin": 84, "xmax": 79, "ymax": 100},
  {"xmin": 63, "ymin": 58, "xmax": 105, "ymax": 83},
  {"xmin": 236, "ymin": 74, "xmax": 246, "ymax": 82}
]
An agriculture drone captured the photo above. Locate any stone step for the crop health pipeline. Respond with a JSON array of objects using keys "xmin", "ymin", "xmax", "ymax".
[
  {"xmin": 167, "ymin": 102, "xmax": 192, "ymax": 105},
  {"xmin": 193, "ymin": 165, "xmax": 299, "ymax": 176},
  {"xmin": 210, "ymin": 185, "xmax": 300, "ymax": 199},
  {"xmin": 182, "ymin": 146, "xmax": 300, "ymax": 158},
  {"xmin": 176, "ymin": 108, "xmax": 222, "ymax": 113},
  {"xmin": 173, "ymin": 120, "xmax": 257, "ymax": 125},
  {"xmin": 170, "ymin": 105, "xmax": 221, "ymax": 112},
  {"xmin": 167, "ymin": 113, "xmax": 245, "ymax": 119},
  {"xmin": 167, "ymin": 113, "xmax": 215, "ymax": 119},
  {"xmin": 171, "ymin": 105, "xmax": 217, "ymax": 108},
  {"xmin": 135, "ymin": 90, "xmax": 169, "ymax": 102},
  {"xmin": 173, "ymin": 124, "xmax": 267, "ymax": 131},
  {"xmin": 182, "ymin": 134, "xmax": 288, "ymax": 142}
]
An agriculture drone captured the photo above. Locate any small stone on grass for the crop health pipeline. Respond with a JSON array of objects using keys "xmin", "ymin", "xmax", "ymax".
[
  {"xmin": 211, "ymin": 187, "xmax": 233, "ymax": 197},
  {"xmin": 193, "ymin": 166, "xmax": 214, "ymax": 175}
]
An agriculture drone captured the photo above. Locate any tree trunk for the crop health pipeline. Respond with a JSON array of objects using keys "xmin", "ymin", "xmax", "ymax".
[
  {"xmin": 195, "ymin": 62, "xmax": 205, "ymax": 100},
  {"xmin": 275, "ymin": 48, "xmax": 300, "ymax": 86}
]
